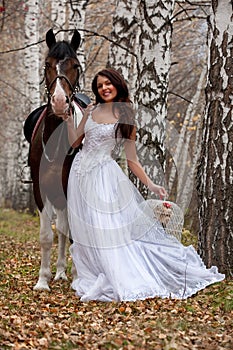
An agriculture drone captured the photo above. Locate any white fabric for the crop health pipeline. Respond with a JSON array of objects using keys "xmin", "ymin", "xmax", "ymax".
[
  {"xmin": 72, "ymin": 101, "xmax": 83, "ymax": 129},
  {"xmin": 67, "ymin": 113, "xmax": 224, "ymax": 302}
]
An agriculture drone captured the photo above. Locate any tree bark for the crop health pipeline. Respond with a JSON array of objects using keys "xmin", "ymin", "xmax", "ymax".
[
  {"xmin": 197, "ymin": 0, "xmax": 233, "ymax": 276},
  {"xmin": 68, "ymin": 0, "xmax": 89, "ymax": 89},
  {"xmin": 108, "ymin": 0, "xmax": 139, "ymax": 96},
  {"xmin": 109, "ymin": 0, "xmax": 175, "ymax": 197},
  {"xmin": 14, "ymin": 0, "xmax": 41, "ymax": 210}
]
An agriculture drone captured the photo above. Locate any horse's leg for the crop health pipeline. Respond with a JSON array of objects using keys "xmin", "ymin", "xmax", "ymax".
[
  {"xmin": 54, "ymin": 208, "xmax": 69, "ymax": 281},
  {"xmin": 55, "ymin": 208, "xmax": 78, "ymax": 284},
  {"xmin": 34, "ymin": 202, "xmax": 53, "ymax": 291}
]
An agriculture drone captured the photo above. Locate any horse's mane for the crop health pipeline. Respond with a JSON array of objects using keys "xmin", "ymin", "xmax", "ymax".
[{"xmin": 47, "ymin": 41, "xmax": 77, "ymax": 60}]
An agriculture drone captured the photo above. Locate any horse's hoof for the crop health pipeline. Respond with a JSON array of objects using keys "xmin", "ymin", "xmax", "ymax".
[
  {"xmin": 33, "ymin": 281, "xmax": 50, "ymax": 291},
  {"xmin": 54, "ymin": 271, "xmax": 68, "ymax": 281}
]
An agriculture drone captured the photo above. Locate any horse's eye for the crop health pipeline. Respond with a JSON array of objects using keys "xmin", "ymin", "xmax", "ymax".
[
  {"xmin": 73, "ymin": 64, "xmax": 79, "ymax": 69},
  {"xmin": 45, "ymin": 62, "xmax": 51, "ymax": 69}
]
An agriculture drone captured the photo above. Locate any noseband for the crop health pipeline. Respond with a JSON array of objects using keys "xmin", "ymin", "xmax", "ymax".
[
  {"xmin": 46, "ymin": 74, "xmax": 79, "ymax": 96},
  {"xmin": 44, "ymin": 58, "xmax": 80, "ymax": 104},
  {"xmin": 45, "ymin": 75, "xmax": 79, "ymax": 107}
]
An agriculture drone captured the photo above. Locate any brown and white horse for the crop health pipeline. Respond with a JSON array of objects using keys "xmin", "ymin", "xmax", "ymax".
[{"xmin": 25, "ymin": 29, "xmax": 89, "ymax": 291}]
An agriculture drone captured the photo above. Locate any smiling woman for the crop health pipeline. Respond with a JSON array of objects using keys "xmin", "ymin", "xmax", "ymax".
[{"xmin": 96, "ymin": 76, "xmax": 118, "ymax": 103}]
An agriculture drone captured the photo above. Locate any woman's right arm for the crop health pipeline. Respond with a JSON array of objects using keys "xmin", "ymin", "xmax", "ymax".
[{"xmin": 65, "ymin": 105, "xmax": 91, "ymax": 148}]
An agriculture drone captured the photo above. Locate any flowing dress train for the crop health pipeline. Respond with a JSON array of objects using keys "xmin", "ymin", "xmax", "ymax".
[{"xmin": 67, "ymin": 113, "xmax": 225, "ymax": 302}]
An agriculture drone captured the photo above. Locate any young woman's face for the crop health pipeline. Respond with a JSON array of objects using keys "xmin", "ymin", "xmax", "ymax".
[{"xmin": 96, "ymin": 75, "xmax": 118, "ymax": 103}]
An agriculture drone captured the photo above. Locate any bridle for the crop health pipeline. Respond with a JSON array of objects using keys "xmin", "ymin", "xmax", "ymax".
[
  {"xmin": 45, "ymin": 74, "xmax": 79, "ymax": 102},
  {"xmin": 41, "ymin": 60, "xmax": 80, "ymax": 162},
  {"xmin": 43, "ymin": 58, "xmax": 81, "ymax": 106}
]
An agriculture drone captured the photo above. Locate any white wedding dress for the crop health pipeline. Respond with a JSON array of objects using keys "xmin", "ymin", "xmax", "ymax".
[{"xmin": 67, "ymin": 112, "xmax": 224, "ymax": 302}]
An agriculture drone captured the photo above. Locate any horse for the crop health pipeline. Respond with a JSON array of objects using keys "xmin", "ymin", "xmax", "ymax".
[{"xmin": 24, "ymin": 29, "xmax": 90, "ymax": 291}]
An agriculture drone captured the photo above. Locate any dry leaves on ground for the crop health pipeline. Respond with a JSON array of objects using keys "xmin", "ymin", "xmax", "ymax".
[{"xmin": 0, "ymin": 209, "xmax": 232, "ymax": 350}]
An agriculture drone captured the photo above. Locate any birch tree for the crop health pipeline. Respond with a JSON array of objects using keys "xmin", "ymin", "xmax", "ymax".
[
  {"xmin": 68, "ymin": 0, "xmax": 89, "ymax": 89},
  {"xmin": 109, "ymin": 0, "xmax": 175, "ymax": 197},
  {"xmin": 51, "ymin": 0, "xmax": 66, "ymax": 38},
  {"xmin": 13, "ymin": 0, "xmax": 41, "ymax": 210},
  {"xmin": 135, "ymin": 0, "xmax": 175, "ymax": 195},
  {"xmin": 0, "ymin": 1, "xmax": 37, "ymax": 209},
  {"xmin": 197, "ymin": 0, "xmax": 233, "ymax": 276},
  {"xmin": 108, "ymin": 0, "xmax": 139, "ymax": 95}
]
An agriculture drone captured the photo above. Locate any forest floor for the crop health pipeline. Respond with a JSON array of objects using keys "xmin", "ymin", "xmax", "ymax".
[{"xmin": 0, "ymin": 208, "xmax": 232, "ymax": 350}]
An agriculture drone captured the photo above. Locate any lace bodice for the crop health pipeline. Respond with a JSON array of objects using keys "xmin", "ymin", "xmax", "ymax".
[
  {"xmin": 83, "ymin": 114, "xmax": 117, "ymax": 153},
  {"xmin": 73, "ymin": 114, "xmax": 118, "ymax": 176}
]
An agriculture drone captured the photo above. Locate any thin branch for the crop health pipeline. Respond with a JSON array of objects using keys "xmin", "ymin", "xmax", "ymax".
[
  {"xmin": 177, "ymin": 1, "xmax": 193, "ymax": 19},
  {"xmin": 0, "ymin": 28, "xmax": 137, "ymax": 58},
  {"xmin": 173, "ymin": 15, "xmax": 209, "ymax": 22},
  {"xmin": 0, "ymin": 39, "xmax": 45, "ymax": 55},
  {"xmin": 0, "ymin": 77, "xmax": 27, "ymax": 97},
  {"xmin": 176, "ymin": 0, "xmax": 211, "ymax": 5},
  {"xmin": 168, "ymin": 91, "xmax": 193, "ymax": 104},
  {"xmin": 60, "ymin": 28, "xmax": 137, "ymax": 58}
]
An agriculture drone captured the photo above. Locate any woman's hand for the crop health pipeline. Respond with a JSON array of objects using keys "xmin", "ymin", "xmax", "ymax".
[{"xmin": 148, "ymin": 183, "xmax": 168, "ymax": 199}]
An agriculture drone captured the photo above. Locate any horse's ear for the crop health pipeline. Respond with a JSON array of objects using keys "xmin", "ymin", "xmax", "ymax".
[
  {"xmin": 70, "ymin": 30, "xmax": 81, "ymax": 52},
  {"xmin": 46, "ymin": 29, "xmax": 56, "ymax": 49}
]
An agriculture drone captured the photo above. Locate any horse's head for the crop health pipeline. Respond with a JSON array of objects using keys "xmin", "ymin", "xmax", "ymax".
[{"xmin": 44, "ymin": 29, "xmax": 81, "ymax": 117}]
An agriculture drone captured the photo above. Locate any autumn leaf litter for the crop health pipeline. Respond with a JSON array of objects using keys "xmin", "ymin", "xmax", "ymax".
[{"xmin": 0, "ymin": 209, "xmax": 232, "ymax": 349}]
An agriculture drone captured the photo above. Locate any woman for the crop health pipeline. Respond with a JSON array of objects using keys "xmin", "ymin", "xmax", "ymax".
[{"xmin": 65, "ymin": 68, "xmax": 224, "ymax": 302}]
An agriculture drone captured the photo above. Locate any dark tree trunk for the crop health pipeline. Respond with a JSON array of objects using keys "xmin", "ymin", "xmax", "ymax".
[{"xmin": 197, "ymin": 0, "xmax": 233, "ymax": 277}]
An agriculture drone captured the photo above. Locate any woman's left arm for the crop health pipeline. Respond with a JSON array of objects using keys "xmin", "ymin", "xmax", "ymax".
[{"xmin": 124, "ymin": 127, "xmax": 168, "ymax": 199}]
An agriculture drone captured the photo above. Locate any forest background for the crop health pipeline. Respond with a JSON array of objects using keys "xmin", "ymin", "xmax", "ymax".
[
  {"xmin": 0, "ymin": 0, "xmax": 232, "ymax": 275},
  {"xmin": 0, "ymin": 1, "xmax": 232, "ymax": 349}
]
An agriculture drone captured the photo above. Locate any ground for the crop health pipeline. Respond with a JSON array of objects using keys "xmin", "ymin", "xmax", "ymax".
[{"xmin": 0, "ymin": 208, "xmax": 232, "ymax": 350}]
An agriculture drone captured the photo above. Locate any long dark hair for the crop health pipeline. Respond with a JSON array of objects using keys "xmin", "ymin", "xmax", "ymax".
[{"xmin": 91, "ymin": 68, "xmax": 135, "ymax": 141}]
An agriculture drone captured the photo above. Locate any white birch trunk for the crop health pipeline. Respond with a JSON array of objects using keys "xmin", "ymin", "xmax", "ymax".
[
  {"xmin": 136, "ymin": 1, "xmax": 175, "ymax": 196},
  {"xmin": 68, "ymin": 0, "xmax": 90, "ymax": 89},
  {"xmin": 109, "ymin": 1, "xmax": 175, "ymax": 197},
  {"xmin": 9, "ymin": 0, "xmax": 40, "ymax": 210},
  {"xmin": 51, "ymin": 0, "xmax": 66, "ymax": 39},
  {"xmin": 17, "ymin": 0, "xmax": 40, "ymax": 209},
  {"xmin": 108, "ymin": 0, "xmax": 139, "ymax": 96},
  {"xmin": 197, "ymin": 0, "xmax": 233, "ymax": 276}
]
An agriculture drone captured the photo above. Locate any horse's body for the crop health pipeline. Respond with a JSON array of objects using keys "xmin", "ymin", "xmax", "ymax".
[{"xmin": 25, "ymin": 29, "xmax": 88, "ymax": 291}]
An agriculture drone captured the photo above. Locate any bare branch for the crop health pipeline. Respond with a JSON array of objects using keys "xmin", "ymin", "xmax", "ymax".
[
  {"xmin": 0, "ymin": 77, "xmax": 27, "ymax": 97},
  {"xmin": 168, "ymin": 91, "xmax": 193, "ymax": 104},
  {"xmin": 0, "ymin": 28, "xmax": 137, "ymax": 58}
]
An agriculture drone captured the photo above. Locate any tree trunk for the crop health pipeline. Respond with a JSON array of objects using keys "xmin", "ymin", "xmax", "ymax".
[
  {"xmin": 136, "ymin": 1, "xmax": 175, "ymax": 196},
  {"xmin": 109, "ymin": 0, "xmax": 175, "ymax": 197},
  {"xmin": 51, "ymin": 0, "xmax": 66, "ymax": 39},
  {"xmin": 14, "ymin": 0, "xmax": 41, "ymax": 211},
  {"xmin": 68, "ymin": 0, "xmax": 89, "ymax": 89},
  {"xmin": 108, "ymin": 0, "xmax": 139, "ymax": 96},
  {"xmin": 197, "ymin": 0, "xmax": 233, "ymax": 276}
]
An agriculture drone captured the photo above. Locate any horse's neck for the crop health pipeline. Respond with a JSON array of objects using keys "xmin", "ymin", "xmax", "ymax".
[{"xmin": 43, "ymin": 107, "xmax": 65, "ymax": 141}]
